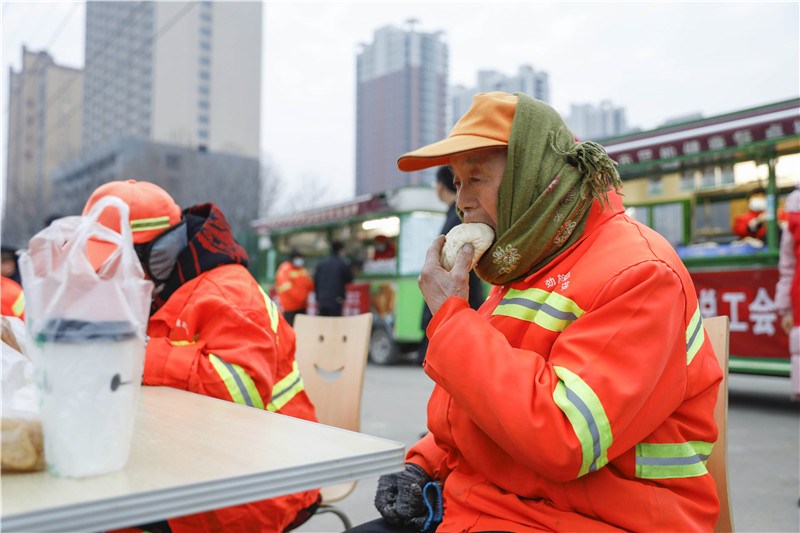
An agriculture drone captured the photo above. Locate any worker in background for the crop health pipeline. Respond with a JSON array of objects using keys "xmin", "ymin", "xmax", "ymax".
[
  {"xmin": 373, "ymin": 235, "xmax": 397, "ymax": 260},
  {"xmin": 275, "ymin": 248, "xmax": 314, "ymax": 326},
  {"xmin": 1, "ymin": 247, "xmax": 24, "ymax": 320},
  {"xmin": 84, "ymin": 180, "xmax": 321, "ymax": 533},
  {"xmin": 733, "ymin": 186, "xmax": 786, "ymax": 241}
]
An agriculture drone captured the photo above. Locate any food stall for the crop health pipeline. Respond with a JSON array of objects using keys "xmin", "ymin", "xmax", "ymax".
[{"xmin": 602, "ymin": 98, "xmax": 799, "ymax": 375}]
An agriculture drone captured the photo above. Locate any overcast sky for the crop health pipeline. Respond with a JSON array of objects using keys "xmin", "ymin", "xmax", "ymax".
[{"xmin": 2, "ymin": 1, "xmax": 799, "ymax": 206}]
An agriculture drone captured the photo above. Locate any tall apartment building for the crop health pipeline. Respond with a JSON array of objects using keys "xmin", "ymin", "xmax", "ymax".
[
  {"xmin": 82, "ymin": 1, "xmax": 261, "ymax": 158},
  {"xmin": 452, "ymin": 65, "xmax": 550, "ymax": 127},
  {"xmin": 3, "ymin": 47, "xmax": 82, "ymax": 246},
  {"xmin": 565, "ymin": 100, "xmax": 629, "ymax": 141},
  {"xmin": 356, "ymin": 23, "xmax": 448, "ymax": 195}
]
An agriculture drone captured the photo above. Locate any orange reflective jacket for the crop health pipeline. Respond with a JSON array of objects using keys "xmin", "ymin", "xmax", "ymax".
[
  {"xmin": 408, "ymin": 192, "xmax": 722, "ymax": 532},
  {"xmin": 1, "ymin": 276, "xmax": 25, "ymax": 320},
  {"xmin": 275, "ymin": 261, "xmax": 314, "ymax": 313},
  {"xmin": 144, "ymin": 263, "xmax": 319, "ymax": 533}
]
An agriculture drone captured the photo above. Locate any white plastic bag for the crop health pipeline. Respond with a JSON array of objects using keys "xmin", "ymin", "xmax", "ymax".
[{"xmin": 18, "ymin": 196, "xmax": 154, "ymax": 477}]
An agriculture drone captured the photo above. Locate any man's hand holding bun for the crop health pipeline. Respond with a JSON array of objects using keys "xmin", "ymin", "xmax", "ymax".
[{"xmin": 420, "ymin": 223, "xmax": 494, "ymax": 315}]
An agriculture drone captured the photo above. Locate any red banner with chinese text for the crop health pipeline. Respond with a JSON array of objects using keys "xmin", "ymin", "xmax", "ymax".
[{"xmin": 690, "ymin": 268, "xmax": 789, "ymax": 359}]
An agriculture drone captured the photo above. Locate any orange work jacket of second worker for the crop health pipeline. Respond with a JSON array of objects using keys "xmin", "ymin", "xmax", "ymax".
[
  {"xmin": 408, "ymin": 191, "xmax": 722, "ymax": 532},
  {"xmin": 1, "ymin": 276, "xmax": 25, "ymax": 320},
  {"xmin": 275, "ymin": 261, "xmax": 314, "ymax": 313},
  {"xmin": 143, "ymin": 263, "xmax": 319, "ymax": 533}
]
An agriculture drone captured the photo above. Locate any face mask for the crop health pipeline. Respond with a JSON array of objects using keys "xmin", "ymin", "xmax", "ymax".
[
  {"xmin": 292, "ymin": 257, "xmax": 304, "ymax": 267},
  {"xmin": 134, "ymin": 221, "xmax": 188, "ymax": 283},
  {"xmin": 749, "ymin": 196, "xmax": 767, "ymax": 212}
]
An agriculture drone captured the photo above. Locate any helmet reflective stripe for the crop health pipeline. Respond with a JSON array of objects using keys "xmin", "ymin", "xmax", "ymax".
[
  {"xmin": 686, "ymin": 306, "xmax": 705, "ymax": 365},
  {"xmin": 209, "ymin": 353, "xmax": 265, "ymax": 409},
  {"xmin": 131, "ymin": 216, "xmax": 173, "ymax": 233},
  {"xmin": 635, "ymin": 441, "xmax": 713, "ymax": 479},
  {"xmin": 267, "ymin": 360, "xmax": 305, "ymax": 412},
  {"xmin": 493, "ymin": 287, "xmax": 585, "ymax": 332},
  {"xmin": 11, "ymin": 291, "xmax": 24, "ymax": 317},
  {"xmin": 552, "ymin": 365, "xmax": 612, "ymax": 477}
]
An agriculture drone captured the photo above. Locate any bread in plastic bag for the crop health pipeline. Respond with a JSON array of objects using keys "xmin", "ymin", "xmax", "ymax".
[{"xmin": 1, "ymin": 316, "xmax": 45, "ymax": 472}]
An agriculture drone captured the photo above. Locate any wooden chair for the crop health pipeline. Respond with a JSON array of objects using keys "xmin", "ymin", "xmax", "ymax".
[
  {"xmin": 704, "ymin": 315, "xmax": 735, "ymax": 533},
  {"xmin": 292, "ymin": 313, "xmax": 374, "ymax": 530}
]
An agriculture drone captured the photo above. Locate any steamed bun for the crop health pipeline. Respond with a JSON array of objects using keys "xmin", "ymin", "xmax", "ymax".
[{"xmin": 439, "ymin": 223, "xmax": 495, "ymax": 272}]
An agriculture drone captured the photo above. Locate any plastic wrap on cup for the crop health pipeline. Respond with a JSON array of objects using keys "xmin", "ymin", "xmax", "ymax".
[{"xmin": 36, "ymin": 318, "xmax": 145, "ymax": 478}]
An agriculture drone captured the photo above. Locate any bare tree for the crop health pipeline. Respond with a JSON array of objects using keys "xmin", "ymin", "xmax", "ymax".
[
  {"xmin": 259, "ymin": 153, "xmax": 284, "ymax": 218},
  {"xmin": 277, "ymin": 171, "xmax": 334, "ymax": 215}
]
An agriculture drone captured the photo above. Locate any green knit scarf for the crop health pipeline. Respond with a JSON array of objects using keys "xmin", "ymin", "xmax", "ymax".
[{"xmin": 473, "ymin": 93, "xmax": 623, "ymax": 285}]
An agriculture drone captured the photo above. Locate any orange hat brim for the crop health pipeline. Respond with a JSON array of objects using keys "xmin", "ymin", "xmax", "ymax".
[{"xmin": 397, "ymin": 134, "xmax": 508, "ymax": 172}]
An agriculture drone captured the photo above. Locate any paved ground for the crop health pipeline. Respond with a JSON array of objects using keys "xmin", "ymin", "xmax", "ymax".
[{"xmin": 297, "ymin": 361, "xmax": 799, "ymax": 533}]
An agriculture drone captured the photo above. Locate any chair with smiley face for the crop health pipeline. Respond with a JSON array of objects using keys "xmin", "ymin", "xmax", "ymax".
[{"xmin": 292, "ymin": 312, "xmax": 374, "ymax": 529}]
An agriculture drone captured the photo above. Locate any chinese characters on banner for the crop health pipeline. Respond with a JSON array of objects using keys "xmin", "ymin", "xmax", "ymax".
[{"xmin": 691, "ymin": 268, "xmax": 789, "ymax": 359}]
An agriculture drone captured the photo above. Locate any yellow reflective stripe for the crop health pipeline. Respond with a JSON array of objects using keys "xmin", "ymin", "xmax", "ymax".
[
  {"xmin": 276, "ymin": 281, "xmax": 293, "ymax": 293},
  {"xmin": 208, "ymin": 353, "xmax": 265, "ymax": 409},
  {"xmin": 686, "ymin": 306, "xmax": 704, "ymax": 365},
  {"xmin": 636, "ymin": 441, "xmax": 713, "ymax": 479},
  {"xmin": 267, "ymin": 360, "xmax": 304, "ymax": 412},
  {"xmin": 288, "ymin": 269, "xmax": 308, "ymax": 278},
  {"xmin": 492, "ymin": 287, "xmax": 584, "ymax": 332},
  {"xmin": 11, "ymin": 291, "xmax": 25, "ymax": 317},
  {"xmin": 552, "ymin": 366, "xmax": 613, "ymax": 477},
  {"xmin": 258, "ymin": 285, "xmax": 280, "ymax": 337},
  {"xmin": 130, "ymin": 216, "xmax": 172, "ymax": 233},
  {"xmin": 169, "ymin": 334, "xmax": 199, "ymax": 346}
]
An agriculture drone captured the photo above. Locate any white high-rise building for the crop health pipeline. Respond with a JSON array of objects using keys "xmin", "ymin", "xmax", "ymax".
[
  {"xmin": 451, "ymin": 65, "xmax": 550, "ymax": 127},
  {"xmin": 565, "ymin": 100, "xmax": 629, "ymax": 141},
  {"xmin": 3, "ymin": 47, "xmax": 82, "ymax": 245},
  {"xmin": 82, "ymin": 1, "xmax": 261, "ymax": 158},
  {"xmin": 356, "ymin": 22, "xmax": 449, "ymax": 195}
]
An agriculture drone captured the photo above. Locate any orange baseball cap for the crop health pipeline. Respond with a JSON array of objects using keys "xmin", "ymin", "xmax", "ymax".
[
  {"xmin": 82, "ymin": 180, "xmax": 181, "ymax": 271},
  {"xmin": 397, "ymin": 92, "xmax": 518, "ymax": 172}
]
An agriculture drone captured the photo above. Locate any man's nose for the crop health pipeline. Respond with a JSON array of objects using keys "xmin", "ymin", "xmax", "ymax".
[{"xmin": 456, "ymin": 189, "xmax": 474, "ymax": 212}]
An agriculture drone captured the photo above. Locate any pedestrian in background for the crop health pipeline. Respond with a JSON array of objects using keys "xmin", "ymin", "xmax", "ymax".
[
  {"xmin": 83, "ymin": 180, "xmax": 321, "ymax": 533},
  {"xmin": 275, "ymin": 248, "xmax": 314, "ymax": 325},
  {"xmin": 775, "ymin": 182, "xmax": 800, "ymax": 400},
  {"xmin": 417, "ymin": 166, "xmax": 484, "ymax": 364},
  {"xmin": 314, "ymin": 240, "xmax": 353, "ymax": 316}
]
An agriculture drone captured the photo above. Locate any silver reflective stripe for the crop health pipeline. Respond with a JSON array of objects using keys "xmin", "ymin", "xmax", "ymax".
[
  {"xmin": 214, "ymin": 355, "xmax": 253, "ymax": 407},
  {"xmin": 566, "ymin": 387, "xmax": 603, "ymax": 472},
  {"xmin": 497, "ymin": 297, "xmax": 582, "ymax": 322}
]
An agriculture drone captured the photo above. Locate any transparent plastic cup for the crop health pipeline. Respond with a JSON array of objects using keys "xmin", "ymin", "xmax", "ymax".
[{"xmin": 37, "ymin": 319, "xmax": 145, "ymax": 478}]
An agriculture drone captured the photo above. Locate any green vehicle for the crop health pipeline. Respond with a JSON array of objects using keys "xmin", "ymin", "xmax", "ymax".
[
  {"xmin": 601, "ymin": 98, "xmax": 800, "ymax": 376},
  {"xmin": 252, "ymin": 186, "xmax": 447, "ymax": 364}
]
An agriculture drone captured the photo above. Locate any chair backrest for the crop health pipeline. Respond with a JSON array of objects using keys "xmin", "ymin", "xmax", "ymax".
[
  {"xmin": 704, "ymin": 315, "xmax": 734, "ymax": 533},
  {"xmin": 293, "ymin": 313, "xmax": 373, "ymax": 504},
  {"xmin": 293, "ymin": 313, "xmax": 373, "ymax": 434}
]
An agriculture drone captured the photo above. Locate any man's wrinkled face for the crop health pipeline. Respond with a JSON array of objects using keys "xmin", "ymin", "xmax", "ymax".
[{"xmin": 450, "ymin": 147, "xmax": 507, "ymax": 229}]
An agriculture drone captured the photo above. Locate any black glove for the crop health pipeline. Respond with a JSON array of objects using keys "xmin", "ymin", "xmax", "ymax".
[{"xmin": 374, "ymin": 463, "xmax": 442, "ymax": 531}]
